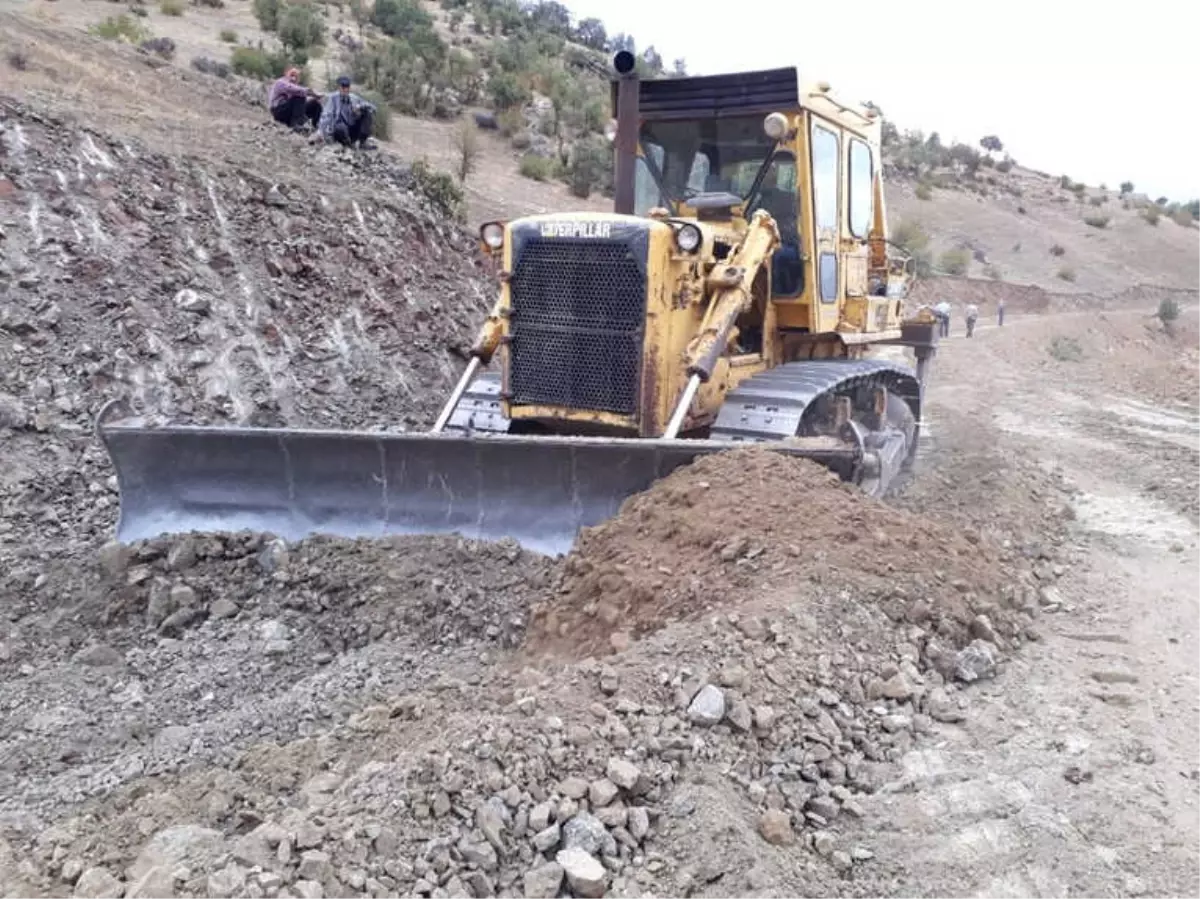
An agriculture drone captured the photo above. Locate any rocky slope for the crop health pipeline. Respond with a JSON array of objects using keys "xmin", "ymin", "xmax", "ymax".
[{"xmin": 0, "ymin": 96, "xmax": 495, "ymax": 573}]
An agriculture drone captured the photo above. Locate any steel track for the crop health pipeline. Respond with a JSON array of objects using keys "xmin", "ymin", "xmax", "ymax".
[
  {"xmin": 708, "ymin": 358, "xmax": 922, "ymax": 443},
  {"xmin": 445, "ymin": 359, "xmax": 923, "ymax": 495}
]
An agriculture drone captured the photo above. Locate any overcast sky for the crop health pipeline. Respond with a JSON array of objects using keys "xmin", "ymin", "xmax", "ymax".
[{"xmin": 562, "ymin": 0, "xmax": 1200, "ymax": 202}]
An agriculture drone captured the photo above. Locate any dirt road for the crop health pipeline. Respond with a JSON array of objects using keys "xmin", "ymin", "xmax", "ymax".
[{"xmin": 862, "ymin": 307, "xmax": 1200, "ymax": 897}]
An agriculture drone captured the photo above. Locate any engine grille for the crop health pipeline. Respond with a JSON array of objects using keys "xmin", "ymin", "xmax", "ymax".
[{"xmin": 508, "ymin": 237, "xmax": 647, "ymax": 415}]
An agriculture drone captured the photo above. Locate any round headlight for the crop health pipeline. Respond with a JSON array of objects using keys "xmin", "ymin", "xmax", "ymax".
[
  {"xmin": 480, "ymin": 221, "xmax": 504, "ymax": 249},
  {"xmin": 763, "ymin": 112, "xmax": 789, "ymax": 141},
  {"xmin": 603, "ymin": 118, "xmax": 618, "ymax": 143},
  {"xmin": 675, "ymin": 223, "xmax": 701, "ymax": 253}
]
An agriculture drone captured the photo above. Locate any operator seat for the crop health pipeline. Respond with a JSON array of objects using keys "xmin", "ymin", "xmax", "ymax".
[{"xmin": 752, "ymin": 154, "xmax": 803, "ymax": 297}]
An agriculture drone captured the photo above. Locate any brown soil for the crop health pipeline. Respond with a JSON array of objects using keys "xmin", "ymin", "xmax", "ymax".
[{"xmin": 525, "ymin": 448, "xmax": 1015, "ymax": 661}]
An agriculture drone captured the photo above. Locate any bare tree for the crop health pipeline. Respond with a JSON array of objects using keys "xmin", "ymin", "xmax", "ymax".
[{"xmin": 452, "ymin": 118, "xmax": 481, "ymax": 184}]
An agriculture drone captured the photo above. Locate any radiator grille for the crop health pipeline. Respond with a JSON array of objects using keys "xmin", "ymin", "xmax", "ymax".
[{"xmin": 508, "ymin": 237, "xmax": 647, "ymax": 415}]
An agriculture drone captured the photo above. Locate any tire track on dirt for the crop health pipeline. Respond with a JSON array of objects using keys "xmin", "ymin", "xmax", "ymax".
[{"xmin": 858, "ymin": 308, "xmax": 1200, "ymax": 897}]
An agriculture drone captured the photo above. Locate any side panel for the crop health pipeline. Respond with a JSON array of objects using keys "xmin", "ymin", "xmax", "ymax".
[{"xmin": 643, "ymin": 225, "xmax": 690, "ymax": 436}]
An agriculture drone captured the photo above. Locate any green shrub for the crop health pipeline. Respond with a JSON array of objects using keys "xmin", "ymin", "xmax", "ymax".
[
  {"xmin": 565, "ymin": 136, "xmax": 611, "ymax": 198},
  {"xmin": 193, "ymin": 0, "xmax": 226, "ymax": 7},
  {"xmin": 488, "ymin": 70, "xmax": 530, "ymax": 111},
  {"xmin": 984, "ymin": 264, "xmax": 1003, "ymax": 280},
  {"xmin": 252, "ymin": 0, "xmax": 281, "ymax": 31},
  {"xmin": 496, "ymin": 107, "xmax": 524, "ymax": 137},
  {"xmin": 938, "ymin": 248, "xmax": 970, "ymax": 275},
  {"xmin": 1157, "ymin": 295, "xmax": 1180, "ymax": 327},
  {"xmin": 890, "ymin": 219, "xmax": 933, "ymax": 277},
  {"xmin": 230, "ymin": 46, "xmax": 293, "ymax": 79},
  {"xmin": 995, "ymin": 158, "xmax": 1013, "ymax": 173},
  {"xmin": 278, "ymin": 3, "xmax": 325, "ymax": 52},
  {"xmin": 1084, "ymin": 215, "xmax": 1110, "ymax": 229},
  {"xmin": 1056, "ymin": 266, "xmax": 1076, "ymax": 282},
  {"xmin": 915, "ymin": 182, "xmax": 933, "ymax": 201},
  {"xmin": 519, "ymin": 154, "xmax": 554, "ymax": 181},
  {"xmin": 1143, "ymin": 206, "xmax": 1160, "ymax": 226},
  {"xmin": 1049, "ymin": 336, "xmax": 1083, "ymax": 362},
  {"xmin": 159, "ymin": 0, "xmax": 184, "ymax": 16},
  {"xmin": 410, "ymin": 158, "xmax": 465, "ymax": 223},
  {"xmin": 1049, "ymin": 244, "xmax": 1065, "ymax": 256},
  {"xmin": 89, "ymin": 14, "xmax": 150, "ymax": 43},
  {"xmin": 219, "ymin": 29, "xmax": 237, "ymax": 43}
]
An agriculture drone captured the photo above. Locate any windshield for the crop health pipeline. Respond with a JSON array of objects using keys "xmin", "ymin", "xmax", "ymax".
[{"xmin": 634, "ymin": 114, "xmax": 777, "ymax": 215}]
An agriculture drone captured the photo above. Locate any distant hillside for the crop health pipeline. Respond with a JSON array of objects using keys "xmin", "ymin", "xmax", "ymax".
[{"xmin": 878, "ymin": 128, "xmax": 1199, "ymax": 294}]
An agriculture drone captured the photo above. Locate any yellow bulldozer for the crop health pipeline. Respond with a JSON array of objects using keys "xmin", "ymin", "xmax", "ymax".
[{"xmin": 97, "ymin": 51, "xmax": 938, "ymax": 555}]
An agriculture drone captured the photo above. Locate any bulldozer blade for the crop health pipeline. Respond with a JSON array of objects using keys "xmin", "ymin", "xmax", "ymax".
[{"xmin": 97, "ymin": 421, "xmax": 857, "ymax": 556}]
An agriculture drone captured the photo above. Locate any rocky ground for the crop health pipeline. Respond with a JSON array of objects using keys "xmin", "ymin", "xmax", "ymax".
[{"xmin": 1, "ymin": 24, "xmax": 1199, "ymax": 899}]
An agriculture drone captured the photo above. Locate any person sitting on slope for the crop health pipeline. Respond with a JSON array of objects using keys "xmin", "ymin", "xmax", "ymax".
[
  {"xmin": 268, "ymin": 67, "xmax": 322, "ymax": 133},
  {"xmin": 313, "ymin": 76, "xmax": 376, "ymax": 149}
]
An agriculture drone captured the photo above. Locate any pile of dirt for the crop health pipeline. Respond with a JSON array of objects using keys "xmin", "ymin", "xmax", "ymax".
[
  {"xmin": 1, "ymin": 524, "xmax": 1041, "ymax": 899},
  {"xmin": 8, "ymin": 530, "xmax": 557, "ymax": 652},
  {"xmin": 0, "ymin": 96, "xmax": 486, "ymax": 434},
  {"xmin": 526, "ymin": 448, "xmax": 1024, "ymax": 661},
  {"xmin": 0, "ymin": 458, "xmax": 1071, "ymax": 899}
]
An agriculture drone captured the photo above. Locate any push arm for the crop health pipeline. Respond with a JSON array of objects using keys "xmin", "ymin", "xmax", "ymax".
[{"xmin": 683, "ymin": 210, "xmax": 781, "ymax": 380}]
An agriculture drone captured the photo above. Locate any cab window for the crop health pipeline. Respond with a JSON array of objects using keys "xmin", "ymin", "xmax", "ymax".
[
  {"xmin": 811, "ymin": 123, "xmax": 839, "ymax": 234},
  {"xmin": 848, "ymin": 138, "xmax": 873, "ymax": 238},
  {"xmin": 634, "ymin": 146, "xmax": 666, "ymax": 214},
  {"xmin": 748, "ymin": 152, "xmax": 803, "ymax": 297}
]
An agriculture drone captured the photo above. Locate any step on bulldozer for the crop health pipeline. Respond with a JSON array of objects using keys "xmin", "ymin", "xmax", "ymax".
[{"xmin": 97, "ymin": 51, "xmax": 939, "ymax": 556}]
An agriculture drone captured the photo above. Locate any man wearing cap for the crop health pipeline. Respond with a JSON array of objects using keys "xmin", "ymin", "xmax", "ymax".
[
  {"xmin": 315, "ymin": 75, "xmax": 377, "ymax": 149},
  {"xmin": 268, "ymin": 67, "xmax": 322, "ymax": 132}
]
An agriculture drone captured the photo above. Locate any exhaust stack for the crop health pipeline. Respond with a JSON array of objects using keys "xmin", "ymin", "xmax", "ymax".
[{"xmin": 612, "ymin": 50, "xmax": 639, "ymax": 216}]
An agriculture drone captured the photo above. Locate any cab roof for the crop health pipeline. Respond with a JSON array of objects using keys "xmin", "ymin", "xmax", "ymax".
[{"xmin": 611, "ymin": 66, "xmax": 881, "ymax": 142}]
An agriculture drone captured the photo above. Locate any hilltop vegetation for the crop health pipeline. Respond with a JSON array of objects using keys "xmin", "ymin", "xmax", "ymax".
[
  {"xmin": 55, "ymin": 0, "xmax": 1199, "ymax": 292},
  {"xmin": 225, "ymin": 0, "xmax": 683, "ymax": 201}
]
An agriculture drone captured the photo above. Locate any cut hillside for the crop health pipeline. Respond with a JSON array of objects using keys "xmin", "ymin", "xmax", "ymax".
[{"xmin": 0, "ymin": 91, "xmax": 495, "ymax": 575}]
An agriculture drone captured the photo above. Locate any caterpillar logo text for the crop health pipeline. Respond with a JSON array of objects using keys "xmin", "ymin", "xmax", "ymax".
[{"xmin": 539, "ymin": 221, "xmax": 613, "ymax": 239}]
